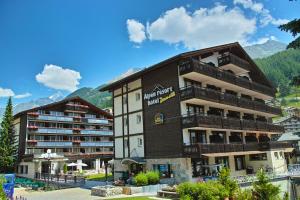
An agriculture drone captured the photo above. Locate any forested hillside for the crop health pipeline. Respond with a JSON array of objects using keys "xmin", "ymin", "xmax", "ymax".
[
  {"xmin": 67, "ymin": 85, "xmax": 112, "ymax": 109},
  {"xmin": 255, "ymin": 49, "xmax": 300, "ymax": 96}
]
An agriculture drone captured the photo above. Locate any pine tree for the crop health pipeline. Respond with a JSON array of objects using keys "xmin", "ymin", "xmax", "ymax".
[{"xmin": 0, "ymin": 97, "xmax": 18, "ymax": 173}]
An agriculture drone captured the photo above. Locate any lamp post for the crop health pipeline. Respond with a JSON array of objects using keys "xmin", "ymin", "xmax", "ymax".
[{"xmin": 46, "ymin": 149, "xmax": 51, "ymax": 188}]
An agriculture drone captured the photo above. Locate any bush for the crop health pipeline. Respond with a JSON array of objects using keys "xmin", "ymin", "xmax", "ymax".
[
  {"xmin": 146, "ymin": 171, "xmax": 160, "ymax": 184},
  {"xmin": 134, "ymin": 172, "xmax": 148, "ymax": 186},
  {"xmin": 63, "ymin": 163, "xmax": 67, "ymax": 174},
  {"xmin": 236, "ymin": 189, "xmax": 253, "ymax": 200},
  {"xmin": 177, "ymin": 181, "xmax": 228, "ymax": 200},
  {"xmin": 0, "ymin": 176, "xmax": 7, "ymax": 200}
]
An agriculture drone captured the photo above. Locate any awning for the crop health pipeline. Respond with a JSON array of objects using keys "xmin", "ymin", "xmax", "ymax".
[
  {"xmin": 121, "ymin": 157, "xmax": 146, "ymax": 165},
  {"xmin": 284, "ymin": 148, "xmax": 294, "ymax": 153}
]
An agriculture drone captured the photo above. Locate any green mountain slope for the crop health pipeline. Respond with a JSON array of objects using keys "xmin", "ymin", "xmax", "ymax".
[
  {"xmin": 67, "ymin": 85, "xmax": 112, "ymax": 109},
  {"xmin": 255, "ymin": 49, "xmax": 300, "ymax": 96}
]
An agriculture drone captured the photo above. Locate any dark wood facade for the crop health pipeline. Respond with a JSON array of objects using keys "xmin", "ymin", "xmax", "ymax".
[{"xmin": 142, "ymin": 62, "xmax": 183, "ymax": 158}]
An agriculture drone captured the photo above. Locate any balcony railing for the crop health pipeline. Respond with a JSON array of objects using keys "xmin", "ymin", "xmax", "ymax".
[
  {"xmin": 31, "ymin": 128, "xmax": 74, "ymax": 134},
  {"xmin": 183, "ymin": 142, "xmax": 293, "ymax": 156},
  {"xmin": 38, "ymin": 115, "xmax": 74, "ymax": 122},
  {"xmin": 81, "ymin": 130, "xmax": 113, "ymax": 136},
  {"xmin": 179, "ymin": 59, "xmax": 275, "ymax": 97},
  {"xmin": 80, "ymin": 141, "xmax": 113, "ymax": 147},
  {"xmin": 218, "ymin": 53, "xmax": 251, "ymax": 71},
  {"xmin": 87, "ymin": 118, "xmax": 109, "ymax": 124},
  {"xmin": 180, "ymin": 86, "xmax": 282, "ymax": 115},
  {"xmin": 36, "ymin": 141, "xmax": 73, "ymax": 147},
  {"xmin": 181, "ymin": 114, "xmax": 284, "ymax": 133}
]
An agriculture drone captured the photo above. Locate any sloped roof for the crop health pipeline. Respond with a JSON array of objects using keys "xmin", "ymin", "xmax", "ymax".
[
  {"xmin": 278, "ymin": 131, "xmax": 300, "ymax": 141},
  {"xmin": 274, "ymin": 116, "xmax": 300, "ymax": 124},
  {"xmin": 100, "ymin": 42, "xmax": 274, "ymax": 92},
  {"xmin": 13, "ymin": 96, "xmax": 112, "ymax": 119}
]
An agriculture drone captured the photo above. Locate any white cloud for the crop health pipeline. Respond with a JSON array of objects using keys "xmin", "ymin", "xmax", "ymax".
[
  {"xmin": 36, "ymin": 64, "xmax": 81, "ymax": 92},
  {"xmin": 146, "ymin": 6, "xmax": 256, "ymax": 49},
  {"xmin": 0, "ymin": 87, "xmax": 31, "ymax": 99},
  {"xmin": 0, "ymin": 88, "xmax": 15, "ymax": 97},
  {"xmin": 127, "ymin": 19, "xmax": 146, "ymax": 44},
  {"xmin": 14, "ymin": 93, "xmax": 32, "ymax": 99},
  {"xmin": 233, "ymin": 0, "xmax": 289, "ymax": 26}
]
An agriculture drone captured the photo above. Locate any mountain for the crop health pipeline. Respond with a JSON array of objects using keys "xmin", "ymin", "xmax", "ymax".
[
  {"xmin": 67, "ymin": 68, "xmax": 142, "ymax": 109},
  {"xmin": 244, "ymin": 40, "xmax": 287, "ymax": 59},
  {"xmin": 255, "ymin": 48, "xmax": 300, "ymax": 97},
  {"xmin": 67, "ymin": 85, "xmax": 112, "ymax": 109}
]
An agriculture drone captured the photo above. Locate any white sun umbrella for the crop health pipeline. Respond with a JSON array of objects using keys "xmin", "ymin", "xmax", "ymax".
[
  {"xmin": 76, "ymin": 162, "xmax": 88, "ymax": 167},
  {"xmin": 67, "ymin": 162, "xmax": 77, "ymax": 173}
]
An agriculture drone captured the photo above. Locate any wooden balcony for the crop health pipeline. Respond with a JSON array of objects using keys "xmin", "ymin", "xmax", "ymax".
[
  {"xmin": 180, "ymin": 86, "xmax": 282, "ymax": 115},
  {"xmin": 178, "ymin": 59, "xmax": 275, "ymax": 97},
  {"xmin": 183, "ymin": 142, "xmax": 293, "ymax": 157},
  {"xmin": 181, "ymin": 114, "xmax": 284, "ymax": 133},
  {"xmin": 218, "ymin": 53, "xmax": 251, "ymax": 72}
]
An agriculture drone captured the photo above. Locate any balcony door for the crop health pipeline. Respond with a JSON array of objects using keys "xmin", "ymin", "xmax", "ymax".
[
  {"xmin": 210, "ymin": 131, "xmax": 226, "ymax": 143},
  {"xmin": 190, "ymin": 130, "xmax": 207, "ymax": 144}
]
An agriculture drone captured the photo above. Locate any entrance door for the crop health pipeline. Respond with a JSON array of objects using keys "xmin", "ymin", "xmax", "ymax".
[
  {"xmin": 41, "ymin": 162, "xmax": 50, "ymax": 174},
  {"xmin": 130, "ymin": 163, "xmax": 143, "ymax": 176}
]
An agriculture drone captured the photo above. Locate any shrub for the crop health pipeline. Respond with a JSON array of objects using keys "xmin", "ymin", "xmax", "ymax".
[
  {"xmin": 146, "ymin": 171, "xmax": 160, "ymax": 184},
  {"xmin": 236, "ymin": 189, "xmax": 253, "ymax": 200},
  {"xmin": 0, "ymin": 176, "xmax": 7, "ymax": 200},
  {"xmin": 177, "ymin": 181, "xmax": 228, "ymax": 200},
  {"xmin": 63, "ymin": 163, "xmax": 67, "ymax": 174},
  {"xmin": 134, "ymin": 172, "xmax": 148, "ymax": 186},
  {"xmin": 218, "ymin": 168, "xmax": 238, "ymax": 198}
]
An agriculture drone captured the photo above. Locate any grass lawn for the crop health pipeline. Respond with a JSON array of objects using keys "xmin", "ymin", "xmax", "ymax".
[
  {"xmin": 111, "ymin": 197, "xmax": 153, "ymax": 200},
  {"xmin": 85, "ymin": 173, "xmax": 113, "ymax": 181}
]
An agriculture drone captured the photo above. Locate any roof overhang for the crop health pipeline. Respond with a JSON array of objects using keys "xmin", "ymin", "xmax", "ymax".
[{"xmin": 121, "ymin": 157, "xmax": 146, "ymax": 165}]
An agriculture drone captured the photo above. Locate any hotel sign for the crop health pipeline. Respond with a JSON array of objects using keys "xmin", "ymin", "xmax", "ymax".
[{"xmin": 144, "ymin": 84, "xmax": 176, "ymax": 106}]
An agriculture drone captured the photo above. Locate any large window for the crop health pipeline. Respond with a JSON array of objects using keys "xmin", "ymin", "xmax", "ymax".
[
  {"xmin": 249, "ymin": 153, "xmax": 267, "ymax": 161},
  {"xmin": 153, "ymin": 164, "xmax": 174, "ymax": 178},
  {"xmin": 190, "ymin": 130, "xmax": 206, "ymax": 144},
  {"xmin": 191, "ymin": 158, "xmax": 208, "ymax": 177},
  {"xmin": 215, "ymin": 156, "xmax": 230, "ymax": 168},
  {"xmin": 210, "ymin": 131, "xmax": 226, "ymax": 143},
  {"xmin": 234, "ymin": 155, "xmax": 246, "ymax": 171}
]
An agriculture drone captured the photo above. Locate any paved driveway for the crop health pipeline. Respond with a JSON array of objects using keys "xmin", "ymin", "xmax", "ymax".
[{"xmin": 15, "ymin": 187, "xmax": 100, "ymax": 200}]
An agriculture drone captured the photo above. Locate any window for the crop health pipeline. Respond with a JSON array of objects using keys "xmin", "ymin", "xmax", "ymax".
[
  {"xmin": 124, "ymin": 117, "xmax": 128, "ymax": 127},
  {"xmin": 124, "ymin": 139, "xmax": 128, "ymax": 148},
  {"xmin": 136, "ymin": 115, "xmax": 142, "ymax": 124},
  {"xmin": 153, "ymin": 164, "xmax": 174, "ymax": 178},
  {"xmin": 215, "ymin": 156, "xmax": 230, "ymax": 168},
  {"xmin": 123, "ymin": 96, "xmax": 127, "ymax": 104},
  {"xmin": 138, "ymin": 138, "xmax": 143, "ymax": 146},
  {"xmin": 234, "ymin": 155, "xmax": 245, "ymax": 171},
  {"xmin": 249, "ymin": 153, "xmax": 267, "ymax": 161},
  {"xmin": 280, "ymin": 151, "xmax": 284, "ymax": 158},
  {"xmin": 190, "ymin": 130, "xmax": 206, "ymax": 144},
  {"xmin": 191, "ymin": 158, "xmax": 208, "ymax": 177},
  {"xmin": 135, "ymin": 92, "xmax": 141, "ymax": 101},
  {"xmin": 274, "ymin": 152, "xmax": 279, "ymax": 159}
]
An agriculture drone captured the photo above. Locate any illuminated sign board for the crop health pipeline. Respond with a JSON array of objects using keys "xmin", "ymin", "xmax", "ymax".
[{"xmin": 144, "ymin": 84, "xmax": 176, "ymax": 106}]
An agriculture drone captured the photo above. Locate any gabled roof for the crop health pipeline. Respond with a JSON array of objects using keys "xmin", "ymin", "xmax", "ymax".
[
  {"xmin": 13, "ymin": 96, "xmax": 112, "ymax": 119},
  {"xmin": 278, "ymin": 131, "xmax": 300, "ymax": 141},
  {"xmin": 100, "ymin": 42, "xmax": 274, "ymax": 92},
  {"xmin": 274, "ymin": 116, "xmax": 300, "ymax": 124}
]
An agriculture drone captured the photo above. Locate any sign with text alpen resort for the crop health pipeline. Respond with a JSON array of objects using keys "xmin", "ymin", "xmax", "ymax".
[{"xmin": 144, "ymin": 84, "xmax": 176, "ymax": 106}]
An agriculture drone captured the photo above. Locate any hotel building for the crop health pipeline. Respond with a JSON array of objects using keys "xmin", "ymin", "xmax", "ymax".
[
  {"xmin": 101, "ymin": 43, "xmax": 292, "ymax": 182},
  {"xmin": 14, "ymin": 96, "xmax": 113, "ymax": 179}
]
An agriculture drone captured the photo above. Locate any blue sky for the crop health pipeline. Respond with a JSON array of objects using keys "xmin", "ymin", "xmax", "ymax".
[{"xmin": 0, "ymin": 0, "xmax": 299, "ymax": 106}]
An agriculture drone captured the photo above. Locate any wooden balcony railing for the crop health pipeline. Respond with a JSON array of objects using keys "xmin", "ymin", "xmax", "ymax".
[
  {"xmin": 218, "ymin": 53, "xmax": 251, "ymax": 71},
  {"xmin": 180, "ymin": 86, "xmax": 282, "ymax": 115},
  {"xmin": 179, "ymin": 59, "xmax": 275, "ymax": 97},
  {"xmin": 181, "ymin": 114, "xmax": 284, "ymax": 133},
  {"xmin": 183, "ymin": 142, "xmax": 293, "ymax": 156}
]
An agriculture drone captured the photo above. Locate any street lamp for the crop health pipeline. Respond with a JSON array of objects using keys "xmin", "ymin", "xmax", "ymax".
[{"xmin": 47, "ymin": 149, "xmax": 51, "ymax": 188}]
